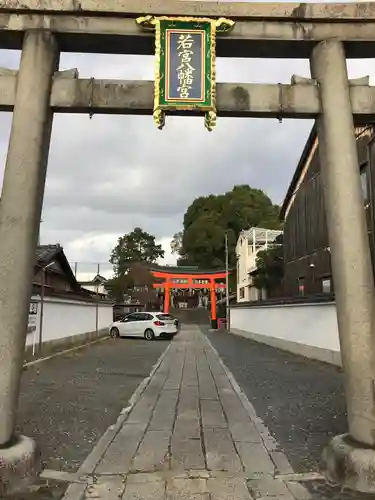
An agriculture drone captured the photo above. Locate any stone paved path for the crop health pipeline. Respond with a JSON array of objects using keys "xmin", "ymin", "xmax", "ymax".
[{"xmin": 62, "ymin": 326, "xmax": 313, "ymax": 499}]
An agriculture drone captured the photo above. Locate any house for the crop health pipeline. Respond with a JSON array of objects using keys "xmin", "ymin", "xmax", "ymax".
[
  {"xmin": 33, "ymin": 244, "xmax": 108, "ymax": 301},
  {"xmin": 27, "ymin": 244, "xmax": 113, "ymax": 353},
  {"xmin": 34, "ymin": 244, "xmax": 83, "ymax": 298},
  {"xmin": 236, "ymin": 227, "xmax": 283, "ymax": 302},
  {"xmin": 280, "ymin": 124, "xmax": 374, "ymax": 297},
  {"xmin": 79, "ymin": 274, "xmax": 109, "ymax": 296}
]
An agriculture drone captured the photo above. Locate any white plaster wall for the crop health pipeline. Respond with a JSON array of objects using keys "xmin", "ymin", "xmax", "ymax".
[
  {"xmin": 230, "ymin": 302, "xmax": 340, "ymax": 352},
  {"xmin": 26, "ymin": 295, "xmax": 113, "ymax": 347}
]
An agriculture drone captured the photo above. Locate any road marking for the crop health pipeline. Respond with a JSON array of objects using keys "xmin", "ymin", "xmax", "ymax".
[{"xmin": 23, "ymin": 335, "xmax": 110, "ymax": 368}]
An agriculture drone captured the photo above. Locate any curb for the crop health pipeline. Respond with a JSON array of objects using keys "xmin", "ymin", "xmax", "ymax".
[
  {"xmin": 202, "ymin": 331, "xmax": 295, "ymax": 469},
  {"xmin": 61, "ymin": 341, "xmax": 172, "ymax": 500}
]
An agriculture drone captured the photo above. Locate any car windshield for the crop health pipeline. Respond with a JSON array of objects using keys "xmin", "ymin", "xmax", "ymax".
[{"xmin": 156, "ymin": 314, "xmax": 174, "ymax": 321}]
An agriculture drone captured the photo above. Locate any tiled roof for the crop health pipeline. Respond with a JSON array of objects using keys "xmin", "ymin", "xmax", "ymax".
[
  {"xmin": 35, "ymin": 244, "xmax": 62, "ymax": 265},
  {"xmin": 149, "ymin": 264, "xmax": 230, "ymax": 275}
]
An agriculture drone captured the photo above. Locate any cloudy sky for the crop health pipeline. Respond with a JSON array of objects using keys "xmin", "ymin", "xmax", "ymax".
[{"xmin": 0, "ymin": 0, "xmax": 373, "ymax": 279}]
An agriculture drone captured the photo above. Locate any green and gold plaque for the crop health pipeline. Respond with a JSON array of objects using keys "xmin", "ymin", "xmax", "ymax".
[{"xmin": 136, "ymin": 16, "xmax": 235, "ymax": 131}]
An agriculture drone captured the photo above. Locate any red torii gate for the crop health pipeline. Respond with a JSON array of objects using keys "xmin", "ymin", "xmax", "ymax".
[{"xmin": 151, "ymin": 268, "xmax": 228, "ymax": 329}]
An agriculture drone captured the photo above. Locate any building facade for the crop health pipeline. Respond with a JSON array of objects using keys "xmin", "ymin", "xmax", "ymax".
[
  {"xmin": 236, "ymin": 227, "xmax": 283, "ymax": 302},
  {"xmin": 79, "ymin": 274, "xmax": 109, "ymax": 296},
  {"xmin": 280, "ymin": 124, "xmax": 375, "ymax": 297}
]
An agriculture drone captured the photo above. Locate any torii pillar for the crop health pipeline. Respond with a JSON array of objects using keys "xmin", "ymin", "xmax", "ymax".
[{"xmin": 210, "ymin": 279, "xmax": 218, "ymax": 329}]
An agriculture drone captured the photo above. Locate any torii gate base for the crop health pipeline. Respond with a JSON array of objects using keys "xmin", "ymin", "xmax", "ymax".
[{"xmin": 1, "ymin": 0, "xmax": 375, "ymax": 494}]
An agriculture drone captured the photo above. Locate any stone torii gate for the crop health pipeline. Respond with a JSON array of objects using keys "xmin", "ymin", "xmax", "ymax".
[{"xmin": 0, "ymin": 0, "xmax": 375, "ymax": 493}]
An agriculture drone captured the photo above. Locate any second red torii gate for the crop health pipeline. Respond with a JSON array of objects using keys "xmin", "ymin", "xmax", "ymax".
[{"xmin": 151, "ymin": 268, "xmax": 228, "ymax": 329}]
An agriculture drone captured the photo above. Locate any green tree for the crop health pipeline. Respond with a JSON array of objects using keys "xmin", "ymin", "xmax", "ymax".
[
  {"xmin": 170, "ymin": 231, "xmax": 183, "ymax": 255},
  {"xmin": 105, "ymin": 274, "xmax": 130, "ymax": 302},
  {"xmin": 252, "ymin": 234, "xmax": 284, "ymax": 295},
  {"xmin": 110, "ymin": 227, "xmax": 164, "ymax": 277},
  {"xmin": 108, "ymin": 228, "xmax": 164, "ymax": 302},
  {"xmin": 106, "ymin": 261, "xmax": 158, "ymax": 304},
  {"xmin": 180, "ymin": 185, "xmax": 281, "ymax": 269}
]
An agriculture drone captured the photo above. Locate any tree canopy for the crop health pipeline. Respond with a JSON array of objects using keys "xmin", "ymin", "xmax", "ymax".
[
  {"xmin": 106, "ymin": 261, "xmax": 158, "ymax": 304},
  {"xmin": 175, "ymin": 185, "xmax": 281, "ymax": 270},
  {"xmin": 108, "ymin": 227, "xmax": 163, "ymax": 303},
  {"xmin": 110, "ymin": 227, "xmax": 164, "ymax": 277}
]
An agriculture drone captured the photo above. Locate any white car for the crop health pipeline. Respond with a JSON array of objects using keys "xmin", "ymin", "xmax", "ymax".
[{"xmin": 109, "ymin": 312, "xmax": 178, "ymax": 341}]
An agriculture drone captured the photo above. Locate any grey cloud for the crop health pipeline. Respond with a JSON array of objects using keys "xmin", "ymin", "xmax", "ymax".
[{"xmin": 0, "ymin": 42, "xmax": 374, "ymax": 267}]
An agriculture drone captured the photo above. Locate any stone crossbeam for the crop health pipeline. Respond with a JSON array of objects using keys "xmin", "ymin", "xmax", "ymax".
[
  {"xmin": 0, "ymin": 72, "xmax": 374, "ymax": 120},
  {"xmin": 0, "ymin": 0, "xmax": 375, "ymax": 20},
  {"xmin": 0, "ymin": 9, "xmax": 375, "ymax": 57}
]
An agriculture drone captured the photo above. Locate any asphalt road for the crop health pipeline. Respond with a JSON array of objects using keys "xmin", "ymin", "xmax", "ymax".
[
  {"xmin": 17, "ymin": 336, "xmax": 169, "ymax": 474},
  {"xmin": 205, "ymin": 329, "xmax": 347, "ymax": 474}
]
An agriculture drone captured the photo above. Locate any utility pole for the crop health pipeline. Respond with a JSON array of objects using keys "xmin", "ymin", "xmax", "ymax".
[
  {"xmin": 225, "ymin": 232, "xmax": 230, "ymax": 331},
  {"xmin": 95, "ymin": 263, "xmax": 100, "ymax": 335},
  {"xmin": 37, "ymin": 218, "xmax": 43, "ymax": 246},
  {"xmin": 39, "ymin": 261, "xmax": 55, "ymax": 355}
]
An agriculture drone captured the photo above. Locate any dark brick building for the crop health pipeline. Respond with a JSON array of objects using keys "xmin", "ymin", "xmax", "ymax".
[{"xmin": 280, "ymin": 124, "xmax": 375, "ymax": 297}]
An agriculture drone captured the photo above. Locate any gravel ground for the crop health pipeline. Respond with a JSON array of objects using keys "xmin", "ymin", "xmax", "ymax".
[{"xmin": 17, "ymin": 336, "xmax": 169, "ymax": 474}]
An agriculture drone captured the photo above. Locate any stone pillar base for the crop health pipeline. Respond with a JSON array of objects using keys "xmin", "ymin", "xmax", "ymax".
[
  {"xmin": 0, "ymin": 435, "xmax": 41, "ymax": 496},
  {"xmin": 323, "ymin": 433, "xmax": 375, "ymax": 493}
]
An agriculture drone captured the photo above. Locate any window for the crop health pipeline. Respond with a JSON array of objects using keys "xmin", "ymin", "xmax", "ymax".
[
  {"xmin": 360, "ymin": 164, "xmax": 370, "ymax": 204},
  {"xmin": 157, "ymin": 314, "xmax": 173, "ymax": 321},
  {"xmin": 137, "ymin": 313, "xmax": 153, "ymax": 321},
  {"xmin": 321, "ymin": 277, "xmax": 332, "ymax": 293},
  {"xmin": 298, "ymin": 277, "xmax": 305, "ymax": 296},
  {"xmin": 125, "ymin": 313, "xmax": 139, "ymax": 322},
  {"xmin": 239, "ymin": 287, "xmax": 245, "ymax": 299}
]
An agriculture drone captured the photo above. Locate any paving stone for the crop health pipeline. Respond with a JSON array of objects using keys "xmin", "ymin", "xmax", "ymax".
[
  {"xmin": 126, "ymin": 473, "xmax": 165, "ymax": 484},
  {"xmin": 166, "ymin": 477, "xmax": 208, "ymax": 499},
  {"xmin": 95, "ymin": 423, "xmax": 147, "ymax": 474},
  {"xmin": 235, "ymin": 442, "xmax": 275, "ymax": 475},
  {"xmin": 286, "ymin": 482, "xmax": 312, "ymax": 499},
  {"xmin": 204, "ymin": 428, "xmax": 243, "ymax": 473},
  {"xmin": 122, "ymin": 479, "xmax": 166, "ymax": 500},
  {"xmin": 149, "ymin": 390, "xmax": 179, "ymax": 431},
  {"xmin": 207, "ymin": 477, "xmax": 253, "ymax": 500},
  {"xmin": 200, "ymin": 386, "xmax": 219, "ymax": 400},
  {"xmin": 131, "ymin": 430, "xmax": 171, "ymax": 472},
  {"xmin": 201, "ymin": 399, "xmax": 227, "ymax": 428},
  {"xmin": 164, "ymin": 376, "xmax": 183, "ymax": 391},
  {"xmin": 181, "ymin": 363, "xmax": 198, "ymax": 387},
  {"xmin": 229, "ymin": 421, "xmax": 263, "ymax": 444},
  {"xmin": 213, "ymin": 374, "xmax": 233, "ymax": 391},
  {"xmin": 171, "ymin": 436, "xmax": 206, "ymax": 470},
  {"xmin": 188, "ymin": 470, "xmax": 211, "ymax": 479},
  {"xmin": 271, "ymin": 451, "xmax": 294, "ymax": 475},
  {"xmin": 219, "ymin": 393, "xmax": 251, "ymax": 421},
  {"xmin": 178, "ymin": 387, "xmax": 200, "ymax": 417},
  {"xmin": 85, "ymin": 476, "xmax": 125, "ymax": 499},
  {"xmin": 247, "ymin": 476, "xmax": 293, "ymax": 499},
  {"xmin": 174, "ymin": 417, "xmax": 201, "ymax": 439},
  {"xmin": 126, "ymin": 396, "xmax": 159, "ymax": 425}
]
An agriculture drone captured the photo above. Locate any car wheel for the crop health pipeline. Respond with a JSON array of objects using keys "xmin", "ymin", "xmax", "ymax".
[
  {"xmin": 144, "ymin": 329, "xmax": 155, "ymax": 341},
  {"xmin": 110, "ymin": 327, "xmax": 120, "ymax": 338}
]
